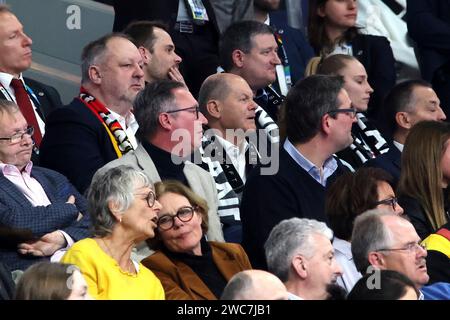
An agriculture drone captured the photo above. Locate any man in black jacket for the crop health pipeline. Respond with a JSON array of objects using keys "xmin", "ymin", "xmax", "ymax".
[
  {"xmin": 241, "ymin": 75, "xmax": 354, "ymax": 269},
  {"xmin": 0, "ymin": 5, "xmax": 62, "ymax": 163}
]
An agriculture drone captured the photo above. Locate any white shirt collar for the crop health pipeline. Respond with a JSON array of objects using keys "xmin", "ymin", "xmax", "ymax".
[
  {"xmin": 107, "ymin": 109, "xmax": 138, "ymax": 133},
  {"xmin": 393, "ymin": 140, "xmax": 404, "ymax": 152},
  {"xmin": 333, "ymin": 237, "xmax": 353, "ymax": 260},
  {"xmin": 0, "ymin": 72, "xmax": 24, "ymax": 89}
]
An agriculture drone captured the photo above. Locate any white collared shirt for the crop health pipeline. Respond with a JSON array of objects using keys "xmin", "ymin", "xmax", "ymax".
[
  {"xmin": 215, "ymin": 135, "xmax": 249, "ymax": 183},
  {"xmin": 393, "ymin": 140, "xmax": 404, "ymax": 152},
  {"xmin": 0, "ymin": 72, "xmax": 46, "ymax": 135},
  {"xmin": 107, "ymin": 109, "xmax": 139, "ymax": 149},
  {"xmin": 0, "ymin": 161, "xmax": 74, "ymax": 261},
  {"xmin": 333, "ymin": 237, "xmax": 362, "ymax": 293}
]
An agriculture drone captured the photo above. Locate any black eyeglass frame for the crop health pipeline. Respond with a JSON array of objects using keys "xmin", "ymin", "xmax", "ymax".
[
  {"xmin": 165, "ymin": 106, "xmax": 199, "ymax": 119},
  {"xmin": 326, "ymin": 108, "xmax": 357, "ymax": 118},
  {"xmin": 374, "ymin": 197, "xmax": 398, "ymax": 211},
  {"xmin": 157, "ymin": 205, "xmax": 197, "ymax": 231}
]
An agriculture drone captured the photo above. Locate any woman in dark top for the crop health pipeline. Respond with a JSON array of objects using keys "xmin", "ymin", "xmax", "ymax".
[
  {"xmin": 398, "ymin": 121, "xmax": 450, "ymax": 240},
  {"xmin": 142, "ymin": 180, "xmax": 252, "ymax": 300},
  {"xmin": 307, "ymin": 0, "xmax": 396, "ymax": 118},
  {"xmin": 317, "ymin": 54, "xmax": 389, "ymax": 169}
]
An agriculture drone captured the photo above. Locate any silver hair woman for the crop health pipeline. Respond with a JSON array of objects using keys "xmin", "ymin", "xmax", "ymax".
[{"xmin": 61, "ymin": 165, "xmax": 165, "ymax": 300}]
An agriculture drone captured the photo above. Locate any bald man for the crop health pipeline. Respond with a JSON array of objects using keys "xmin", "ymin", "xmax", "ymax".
[
  {"xmin": 197, "ymin": 73, "xmax": 260, "ymax": 242},
  {"xmin": 221, "ymin": 270, "xmax": 289, "ymax": 300}
]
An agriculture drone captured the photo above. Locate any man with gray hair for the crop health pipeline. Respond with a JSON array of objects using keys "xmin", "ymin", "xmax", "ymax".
[
  {"xmin": 265, "ymin": 217, "xmax": 344, "ymax": 300},
  {"xmin": 351, "ymin": 209, "xmax": 450, "ymax": 299},
  {"xmin": 221, "ymin": 269, "xmax": 288, "ymax": 300},
  {"xmin": 96, "ymin": 80, "xmax": 224, "ymax": 260},
  {"xmin": 40, "ymin": 33, "xmax": 145, "ymax": 193}
]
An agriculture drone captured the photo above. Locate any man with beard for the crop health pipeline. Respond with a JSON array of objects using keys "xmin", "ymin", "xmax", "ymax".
[
  {"xmin": 265, "ymin": 217, "xmax": 344, "ymax": 300},
  {"xmin": 352, "ymin": 210, "xmax": 450, "ymax": 300},
  {"xmin": 253, "ymin": 0, "xmax": 314, "ymax": 92},
  {"xmin": 123, "ymin": 21, "xmax": 185, "ymax": 85},
  {"xmin": 39, "ymin": 34, "xmax": 144, "ymax": 193}
]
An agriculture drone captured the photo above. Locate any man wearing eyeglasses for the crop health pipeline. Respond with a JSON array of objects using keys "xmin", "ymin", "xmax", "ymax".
[
  {"xmin": 0, "ymin": 100, "xmax": 90, "ymax": 273},
  {"xmin": 352, "ymin": 210, "xmax": 450, "ymax": 300},
  {"xmin": 96, "ymin": 80, "xmax": 224, "ymax": 261},
  {"xmin": 241, "ymin": 75, "xmax": 355, "ymax": 270}
]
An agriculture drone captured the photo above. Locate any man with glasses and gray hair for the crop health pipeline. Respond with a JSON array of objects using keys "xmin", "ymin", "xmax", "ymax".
[
  {"xmin": 265, "ymin": 217, "xmax": 344, "ymax": 300},
  {"xmin": 96, "ymin": 80, "xmax": 224, "ymax": 260},
  {"xmin": 351, "ymin": 209, "xmax": 450, "ymax": 300},
  {"xmin": 0, "ymin": 100, "xmax": 90, "ymax": 273}
]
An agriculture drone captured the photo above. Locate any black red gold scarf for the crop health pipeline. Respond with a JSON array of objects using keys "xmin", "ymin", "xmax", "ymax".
[{"xmin": 78, "ymin": 87, "xmax": 134, "ymax": 157}]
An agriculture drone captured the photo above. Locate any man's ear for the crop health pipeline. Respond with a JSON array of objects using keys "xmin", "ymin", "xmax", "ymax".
[
  {"xmin": 231, "ymin": 49, "xmax": 245, "ymax": 68},
  {"xmin": 139, "ymin": 46, "xmax": 150, "ymax": 63},
  {"xmin": 292, "ymin": 255, "xmax": 308, "ymax": 279},
  {"xmin": 317, "ymin": 4, "xmax": 326, "ymax": 18},
  {"xmin": 89, "ymin": 66, "xmax": 102, "ymax": 85},
  {"xmin": 322, "ymin": 113, "xmax": 333, "ymax": 135},
  {"xmin": 368, "ymin": 251, "xmax": 386, "ymax": 269},
  {"xmin": 396, "ymin": 111, "xmax": 412, "ymax": 130},
  {"xmin": 158, "ymin": 112, "xmax": 172, "ymax": 130},
  {"xmin": 206, "ymin": 100, "xmax": 221, "ymax": 119}
]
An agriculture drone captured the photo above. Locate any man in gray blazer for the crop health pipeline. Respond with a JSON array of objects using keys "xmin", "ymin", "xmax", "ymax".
[{"xmin": 96, "ymin": 80, "xmax": 224, "ymax": 260}]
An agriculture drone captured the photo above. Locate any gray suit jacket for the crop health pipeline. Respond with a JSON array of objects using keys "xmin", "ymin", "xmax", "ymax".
[{"xmin": 95, "ymin": 144, "xmax": 224, "ymax": 260}]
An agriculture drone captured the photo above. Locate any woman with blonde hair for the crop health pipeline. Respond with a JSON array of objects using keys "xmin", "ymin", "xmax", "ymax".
[
  {"xmin": 142, "ymin": 180, "xmax": 252, "ymax": 300},
  {"xmin": 397, "ymin": 121, "xmax": 450, "ymax": 239},
  {"xmin": 316, "ymin": 53, "xmax": 389, "ymax": 169}
]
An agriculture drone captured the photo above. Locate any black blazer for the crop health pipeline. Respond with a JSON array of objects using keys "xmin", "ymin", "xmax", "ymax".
[
  {"xmin": 269, "ymin": 11, "xmax": 315, "ymax": 85},
  {"xmin": 407, "ymin": 0, "xmax": 450, "ymax": 82},
  {"xmin": 0, "ymin": 77, "xmax": 62, "ymax": 121},
  {"xmin": 0, "ymin": 77, "xmax": 63, "ymax": 164},
  {"xmin": 39, "ymin": 98, "xmax": 120, "ymax": 194},
  {"xmin": 364, "ymin": 143, "xmax": 402, "ymax": 187},
  {"xmin": 351, "ymin": 34, "xmax": 396, "ymax": 119},
  {"xmin": 113, "ymin": 0, "xmax": 220, "ymax": 34}
]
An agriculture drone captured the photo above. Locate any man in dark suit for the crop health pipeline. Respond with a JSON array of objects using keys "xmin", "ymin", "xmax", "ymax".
[
  {"xmin": 39, "ymin": 34, "xmax": 145, "ymax": 194},
  {"xmin": 407, "ymin": 0, "xmax": 450, "ymax": 119},
  {"xmin": 0, "ymin": 5, "xmax": 62, "ymax": 163},
  {"xmin": 113, "ymin": 0, "xmax": 220, "ymax": 98},
  {"xmin": 0, "ymin": 100, "xmax": 90, "ymax": 272},
  {"xmin": 366, "ymin": 80, "xmax": 446, "ymax": 186}
]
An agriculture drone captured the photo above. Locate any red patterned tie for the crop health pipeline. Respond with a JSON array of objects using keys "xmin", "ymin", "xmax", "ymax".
[{"xmin": 10, "ymin": 79, "xmax": 42, "ymax": 147}]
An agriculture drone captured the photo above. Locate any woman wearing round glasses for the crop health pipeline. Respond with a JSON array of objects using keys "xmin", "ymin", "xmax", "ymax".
[
  {"xmin": 61, "ymin": 165, "xmax": 165, "ymax": 300},
  {"xmin": 142, "ymin": 180, "xmax": 252, "ymax": 300}
]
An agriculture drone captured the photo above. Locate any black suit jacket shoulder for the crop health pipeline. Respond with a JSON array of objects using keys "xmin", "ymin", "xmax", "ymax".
[
  {"xmin": 269, "ymin": 11, "xmax": 314, "ymax": 85},
  {"xmin": 351, "ymin": 34, "xmax": 396, "ymax": 118},
  {"xmin": 364, "ymin": 143, "xmax": 401, "ymax": 187},
  {"xmin": 113, "ymin": 0, "xmax": 220, "ymax": 34},
  {"xmin": 39, "ymin": 98, "xmax": 119, "ymax": 194},
  {"xmin": 24, "ymin": 77, "xmax": 63, "ymax": 120}
]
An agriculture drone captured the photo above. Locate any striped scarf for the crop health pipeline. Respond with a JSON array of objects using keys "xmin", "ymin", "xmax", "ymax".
[{"xmin": 78, "ymin": 87, "xmax": 134, "ymax": 157}]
